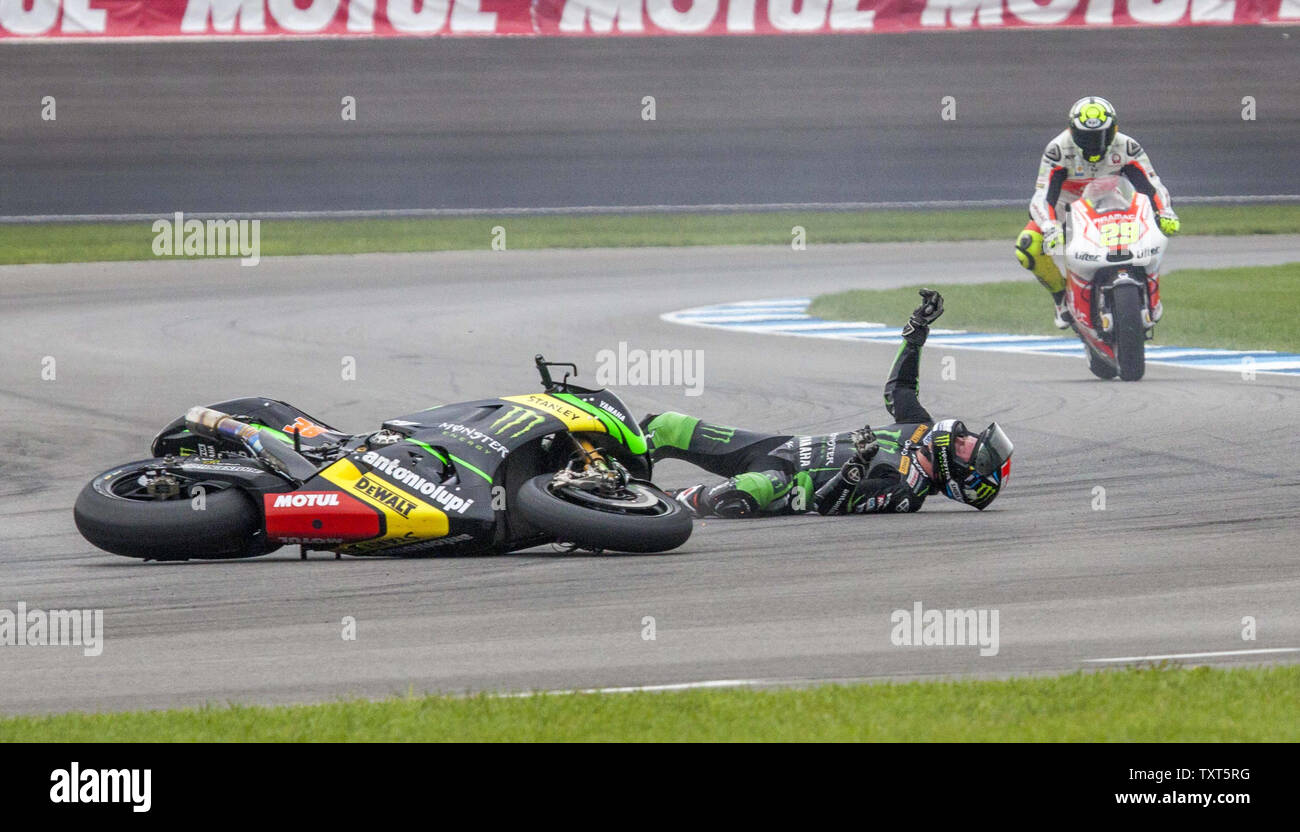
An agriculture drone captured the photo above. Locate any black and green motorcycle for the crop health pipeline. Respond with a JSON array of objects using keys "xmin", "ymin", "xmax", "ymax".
[{"xmin": 74, "ymin": 356, "xmax": 692, "ymax": 560}]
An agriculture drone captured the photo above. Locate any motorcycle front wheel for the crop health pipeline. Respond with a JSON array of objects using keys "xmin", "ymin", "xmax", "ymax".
[
  {"xmin": 515, "ymin": 474, "xmax": 692, "ymax": 553},
  {"xmin": 1113, "ymin": 282, "xmax": 1147, "ymax": 381}
]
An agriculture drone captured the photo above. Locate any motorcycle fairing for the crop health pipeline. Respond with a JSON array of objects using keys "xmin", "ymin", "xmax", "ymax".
[
  {"xmin": 318, "ymin": 456, "xmax": 450, "ymax": 541},
  {"xmin": 546, "ymin": 391, "xmax": 648, "ymax": 457},
  {"xmin": 1072, "ymin": 196, "xmax": 1150, "ymax": 258},
  {"xmin": 278, "ymin": 438, "xmax": 497, "ymax": 556},
  {"xmin": 143, "ymin": 387, "xmax": 655, "ymax": 557},
  {"xmin": 1063, "ymin": 177, "xmax": 1165, "ymax": 368},
  {"xmin": 384, "ymin": 389, "xmax": 649, "ymax": 480},
  {"xmin": 262, "ymin": 489, "xmax": 382, "ymax": 547}
]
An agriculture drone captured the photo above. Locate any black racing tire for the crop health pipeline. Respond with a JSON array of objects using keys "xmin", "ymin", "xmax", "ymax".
[
  {"xmin": 1113, "ymin": 282, "xmax": 1146, "ymax": 382},
  {"xmin": 74, "ymin": 461, "xmax": 271, "ymax": 560},
  {"xmin": 515, "ymin": 474, "xmax": 692, "ymax": 553},
  {"xmin": 1086, "ymin": 345, "xmax": 1119, "ymax": 380}
]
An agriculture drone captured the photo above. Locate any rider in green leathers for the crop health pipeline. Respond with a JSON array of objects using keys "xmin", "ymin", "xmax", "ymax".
[{"xmin": 643, "ymin": 291, "xmax": 1014, "ymax": 517}]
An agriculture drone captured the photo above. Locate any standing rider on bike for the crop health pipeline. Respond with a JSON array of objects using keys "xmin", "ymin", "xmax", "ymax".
[{"xmin": 1014, "ymin": 96, "xmax": 1180, "ymax": 329}]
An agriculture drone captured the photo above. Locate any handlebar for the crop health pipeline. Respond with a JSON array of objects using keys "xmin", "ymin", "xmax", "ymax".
[{"xmin": 534, "ymin": 354, "xmax": 578, "ymax": 393}]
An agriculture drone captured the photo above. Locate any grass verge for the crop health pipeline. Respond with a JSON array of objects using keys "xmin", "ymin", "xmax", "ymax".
[
  {"xmin": 808, "ymin": 263, "xmax": 1300, "ymax": 354},
  {"xmin": 1, "ymin": 204, "xmax": 1297, "ymax": 265},
  {"xmin": 1, "ymin": 665, "xmax": 1296, "ymax": 742}
]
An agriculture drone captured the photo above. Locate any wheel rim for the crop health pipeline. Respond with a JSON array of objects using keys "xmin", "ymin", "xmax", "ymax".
[
  {"xmin": 548, "ymin": 482, "xmax": 672, "ymax": 516},
  {"xmin": 101, "ymin": 465, "xmax": 231, "ymax": 502}
]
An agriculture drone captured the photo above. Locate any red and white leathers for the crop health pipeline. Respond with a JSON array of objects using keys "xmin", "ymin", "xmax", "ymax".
[
  {"xmin": 1029, "ymin": 129, "xmax": 1174, "ymax": 234},
  {"xmin": 1016, "ymin": 129, "xmax": 1177, "ymax": 324}
]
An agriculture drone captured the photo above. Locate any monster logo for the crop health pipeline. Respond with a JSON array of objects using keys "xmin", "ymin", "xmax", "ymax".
[
  {"xmin": 491, "ymin": 405, "xmax": 546, "ymax": 438},
  {"xmin": 698, "ymin": 425, "xmax": 736, "ymax": 443}
]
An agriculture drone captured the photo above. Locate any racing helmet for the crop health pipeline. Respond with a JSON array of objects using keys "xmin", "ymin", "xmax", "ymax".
[
  {"xmin": 1068, "ymin": 96, "xmax": 1118, "ymax": 163},
  {"xmin": 923, "ymin": 419, "xmax": 1014, "ymax": 511}
]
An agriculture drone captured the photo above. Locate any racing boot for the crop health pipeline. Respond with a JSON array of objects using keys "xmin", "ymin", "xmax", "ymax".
[
  {"xmin": 666, "ymin": 484, "xmax": 707, "ymax": 517},
  {"xmin": 666, "ymin": 480, "xmax": 762, "ymax": 519},
  {"xmin": 1051, "ymin": 290, "xmax": 1073, "ymax": 330}
]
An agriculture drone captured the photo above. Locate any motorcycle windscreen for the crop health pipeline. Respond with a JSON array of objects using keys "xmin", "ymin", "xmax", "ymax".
[
  {"xmin": 971, "ymin": 423, "xmax": 1014, "ymax": 477},
  {"xmin": 1081, "ymin": 176, "xmax": 1136, "ymax": 214}
]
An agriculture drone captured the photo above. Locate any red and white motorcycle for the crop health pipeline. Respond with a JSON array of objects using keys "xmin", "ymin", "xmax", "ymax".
[{"xmin": 1053, "ymin": 176, "xmax": 1167, "ymax": 381}]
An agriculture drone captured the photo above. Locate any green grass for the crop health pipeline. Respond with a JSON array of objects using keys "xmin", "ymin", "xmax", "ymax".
[
  {"xmin": 808, "ymin": 263, "xmax": 1300, "ymax": 354},
  {"xmin": 1, "ymin": 203, "xmax": 1297, "ymax": 265},
  {"xmin": 2, "ymin": 665, "xmax": 1296, "ymax": 742}
]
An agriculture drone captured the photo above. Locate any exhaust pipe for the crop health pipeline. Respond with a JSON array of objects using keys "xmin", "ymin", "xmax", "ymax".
[{"xmin": 185, "ymin": 406, "xmax": 318, "ymax": 482}]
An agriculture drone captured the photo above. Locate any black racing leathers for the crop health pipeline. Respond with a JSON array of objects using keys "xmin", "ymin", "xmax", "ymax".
[{"xmin": 648, "ymin": 329, "xmax": 936, "ymax": 518}]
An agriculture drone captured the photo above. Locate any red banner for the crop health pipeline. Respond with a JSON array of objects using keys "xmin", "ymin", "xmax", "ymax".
[{"xmin": 0, "ymin": 0, "xmax": 1295, "ymax": 38}]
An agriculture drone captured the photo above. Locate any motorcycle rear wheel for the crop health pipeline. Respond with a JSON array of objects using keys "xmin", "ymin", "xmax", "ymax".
[
  {"xmin": 74, "ymin": 460, "xmax": 274, "ymax": 560},
  {"xmin": 1086, "ymin": 345, "xmax": 1118, "ymax": 380},
  {"xmin": 515, "ymin": 474, "xmax": 692, "ymax": 553}
]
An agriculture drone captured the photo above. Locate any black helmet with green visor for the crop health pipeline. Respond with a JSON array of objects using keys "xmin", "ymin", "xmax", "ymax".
[
  {"xmin": 1068, "ymin": 96, "xmax": 1117, "ymax": 163},
  {"xmin": 924, "ymin": 419, "xmax": 1014, "ymax": 510}
]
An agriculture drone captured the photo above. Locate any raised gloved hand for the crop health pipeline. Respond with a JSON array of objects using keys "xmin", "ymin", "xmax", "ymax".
[
  {"xmin": 901, "ymin": 289, "xmax": 944, "ymax": 344},
  {"xmin": 1041, "ymin": 223, "xmax": 1064, "ymax": 254},
  {"xmin": 1158, "ymin": 212, "xmax": 1180, "ymax": 236}
]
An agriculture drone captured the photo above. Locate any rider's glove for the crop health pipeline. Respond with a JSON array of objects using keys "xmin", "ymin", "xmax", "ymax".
[
  {"xmin": 1158, "ymin": 212, "xmax": 1180, "ymax": 236},
  {"xmin": 1041, "ymin": 223, "xmax": 1064, "ymax": 254},
  {"xmin": 814, "ymin": 460, "xmax": 867, "ymax": 516},
  {"xmin": 901, "ymin": 289, "xmax": 944, "ymax": 345},
  {"xmin": 849, "ymin": 426, "xmax": 879, "ymax": 465}
]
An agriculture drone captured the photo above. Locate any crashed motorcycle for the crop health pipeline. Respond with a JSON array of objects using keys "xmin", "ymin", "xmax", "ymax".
[
  {"xmin": 1054, "ymin": 176, "xmax": 1167, "ymax": 381},
  {"xmin": 74, "ymin": 356, "xmax": 692, "ymax": 560}
]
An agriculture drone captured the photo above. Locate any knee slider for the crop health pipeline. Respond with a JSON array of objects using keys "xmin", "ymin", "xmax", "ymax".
[{"xmin": 1015, "ymin": 231, "xmax": 1041, "ymax": 270}]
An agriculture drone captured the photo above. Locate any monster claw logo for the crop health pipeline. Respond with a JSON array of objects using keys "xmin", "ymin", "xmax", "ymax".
[
  {"xmin": 491, "ymin": 405, "xmax": 546, "ymax": 438},
  {"xmin": 698, "ymin": 425, "xmax": 736, "ymax": 443}
]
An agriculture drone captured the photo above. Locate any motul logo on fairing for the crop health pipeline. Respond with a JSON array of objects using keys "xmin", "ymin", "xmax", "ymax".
[
  {"xmin": 360, "ymin": 451, "xmax": 475, "ymax": 514},
  {"xmin": 273, "ymin": 493, "xmax": 340, "ymax": 508}
]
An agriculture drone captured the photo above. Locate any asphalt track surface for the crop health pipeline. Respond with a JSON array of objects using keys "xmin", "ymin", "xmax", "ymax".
[
  {"xmin": 2, "ymin": 26, "xmax": 1298, "ymax": 216},
  {"xmin": 2, "ymin": 237, "xmax": 1299, "ymax": 713}
]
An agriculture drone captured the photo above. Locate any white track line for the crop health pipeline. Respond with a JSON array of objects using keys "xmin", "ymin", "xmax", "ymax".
[
  {"xmin": 3, "ymin": 195, "xmax": 1298, "ymax": 224},
  {"xmin": 497, "ymin": 679, "xmax": 764, "ymax": 697},
  {"xmin": 1084, "ymin": 647, "xmax": 1300, "ymax": 663}
]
